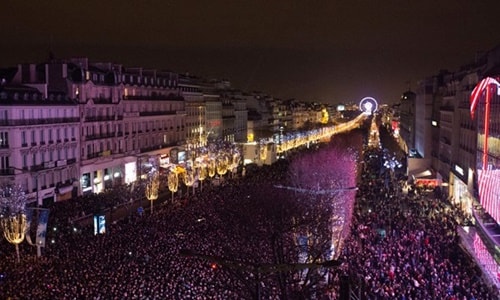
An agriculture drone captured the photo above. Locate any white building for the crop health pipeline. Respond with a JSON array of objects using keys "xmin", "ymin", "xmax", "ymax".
[{"xmin": 0, "ymin": 58, "xmax": 186, "ymax": 204}]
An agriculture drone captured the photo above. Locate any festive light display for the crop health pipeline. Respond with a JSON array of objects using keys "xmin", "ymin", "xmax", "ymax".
[
  {"xmin": 145, "ymin": 171, "xmax": 160, "ymax": 215},
  {"xmin": 167, "ymin": 169, "xmax": 179, "ymax": 203},
  {"xmin": 470, "ymin": 77, "xmax": 500, "ymax": 223},
  {"xmin": 0, "ymin": 185, "xmax": 28, "ymax": 263},
  {"xmin": 288, "ymin": 144, "xmax": 358, "ymax": 261}
]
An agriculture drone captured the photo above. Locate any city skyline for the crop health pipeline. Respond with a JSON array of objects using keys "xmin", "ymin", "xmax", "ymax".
[{"xmin": 0, "ymin": 1, "xmax": 499, "ymax": 105}]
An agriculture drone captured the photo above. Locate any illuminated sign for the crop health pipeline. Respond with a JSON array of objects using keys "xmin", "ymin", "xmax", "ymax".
[{"xmin": 454, "ymin": 165, "xmax": 464, "ymax": 176}]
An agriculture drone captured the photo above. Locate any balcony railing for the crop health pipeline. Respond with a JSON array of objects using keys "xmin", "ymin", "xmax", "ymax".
[
  {"xmin": 123, "ymin": 94, "xmax": 184, "ymax": 101},
  {"xmin": 139, "ymin": 142, "xmax": 177, "ymax": 153},
  {"xmin": 84, "ymin": 115, "xmax": 116, "ymax": 122},
  {"xmin": 85, "ymin": 132, "xmax": 116, "ymax": 140},
  {"xmin": 0, "ymin": 168, "xmax": 15, "ymax": 176},
  {"xmin": 0, "ymin": 117, "xmax": 80, "ymax": 126},
  {"xmin": 139, "ymin": 110, "xmax": 177, "ymax": 117}
]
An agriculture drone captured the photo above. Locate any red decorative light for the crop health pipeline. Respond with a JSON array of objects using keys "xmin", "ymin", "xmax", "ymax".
[{"xmin": 470, "ymin": 77, "xmax": 500, "ymax": 223}]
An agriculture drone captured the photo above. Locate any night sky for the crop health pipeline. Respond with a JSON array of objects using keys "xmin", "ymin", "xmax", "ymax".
[{"xmin": 1, "ymin": 1, "xmax": 498, "ymax": 105}]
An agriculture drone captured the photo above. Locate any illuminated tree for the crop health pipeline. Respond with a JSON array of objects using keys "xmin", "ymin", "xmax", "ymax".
[
  {"xmin": 288, "ymin": 143, "xmax": 358, "ymax": 261},
  {"xmin": 167, "ymin": 169, "xmax": 179, "ymax": 203},
  {"xmin": 207, "ymin": 157, "xmax": 216, "ymax": 178},
  {"xmin": 0, "ymin": 184, "xmax": 28, "ymax": 263},
  {"xmin": 183, "ymin": 168, "xmax": 195, "ymax": 196},
  {"xmin": 145, "ymin": 171, "xmax": 160, "ymax": 215},
  {"xmin": 196, "ymin": 162, "xmax": 207, "ymax": 192}
]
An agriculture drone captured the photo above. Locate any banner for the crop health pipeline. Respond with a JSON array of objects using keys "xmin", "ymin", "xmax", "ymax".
[
  {"xmin": 36, "ymin": 209, "xmax": 49, "ymax": 247},
  {"xmin": 25, "ymin": 208, "xmax": 35, "ymax": 246}
]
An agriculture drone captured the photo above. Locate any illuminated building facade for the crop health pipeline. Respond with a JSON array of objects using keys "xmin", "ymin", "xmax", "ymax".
[{"xmin": 471, "ymin": 76, "xmax": 500, "ymax": 224}]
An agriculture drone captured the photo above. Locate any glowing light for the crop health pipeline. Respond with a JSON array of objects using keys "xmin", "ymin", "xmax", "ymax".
[{"xmin": 359, "ymin": 97, "xmax": 378, "ymax": 115}]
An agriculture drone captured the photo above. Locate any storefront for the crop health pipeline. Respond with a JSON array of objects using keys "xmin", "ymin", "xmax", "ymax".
[{"xmin": 449, "ymin": 173, "xmax": 474, "ymax": 219}]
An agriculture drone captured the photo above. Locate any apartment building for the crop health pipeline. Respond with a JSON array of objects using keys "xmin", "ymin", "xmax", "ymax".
[
  {"xmin": 0, "ymin": 64, "xmax": 80, "ymax": 205},
  {"xmin": 0, "ymin": 58, "xmax": 186, "ymax": 204},
  {"xmin": 178, "ymin": 74, "xmax": 205, "ymax": 149},
  {"xmin": 397, "ymin": 46, "xmax": 500, "ymax": 284}
]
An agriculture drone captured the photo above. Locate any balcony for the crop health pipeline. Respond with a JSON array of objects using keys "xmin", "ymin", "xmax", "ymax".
[
  {"xmin": 0, "ymin": 168, "xmax": 15, "ymax": 176},
  {"xmin": 139, "ymin": 110, "xmax": 177, "ymax": 117},
  {"xmin": 92, "ymin": 97, "xmax": 113, "ymax": 104},
  {"xmin": 86, "ymin": 150, "xmax": 113, "ymax": 160},
  {"xmin": 1, "ymin": 117, "xmax": 80, "ymax": 126},
  {"xmin": 84, "ymin": 115, "xmax": 115, "ymax": 122},
  {"xmin": 85, "ymin": 132, "xmax": 116, "ymax": 140},
  {"xmin": 123, "ymin": 94, "xmax": 184, "ymax": 101},
  {"xmin": 139, "ymin": 142, "xmax": 177, "ymax": 153}
]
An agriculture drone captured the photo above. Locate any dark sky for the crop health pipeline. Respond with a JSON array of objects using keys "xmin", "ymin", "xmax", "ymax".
[{"xmin": 1, "ymin": 1, "xmax": 499, "ymax": 105}]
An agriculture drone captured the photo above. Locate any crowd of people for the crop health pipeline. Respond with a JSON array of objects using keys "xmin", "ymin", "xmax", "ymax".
[
  {"xmin": 0, "ymin": 130, "xmax": 497, "ymax": 299},
  {"xmin": 340, "ymin": 147, "xmax": 499, "ymax": 299}
]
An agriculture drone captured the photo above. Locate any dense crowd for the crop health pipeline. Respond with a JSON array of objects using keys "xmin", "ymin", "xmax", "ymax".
[
  {"xmin": 340, "ymin": 147, "xmax": 499, "ymax": 299},
  {"xmin": 0, "ymin": 136, "xmax": 498, "ymax": 299}
]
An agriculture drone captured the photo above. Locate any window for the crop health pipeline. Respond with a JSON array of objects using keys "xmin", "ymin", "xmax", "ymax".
[
  {"xmin": 0, "ymin": 156, "xmax": 9, "ymax": 170},
  {"xmin": 0, "ymin": 132, "xmax": 8, "ymax": 147}
]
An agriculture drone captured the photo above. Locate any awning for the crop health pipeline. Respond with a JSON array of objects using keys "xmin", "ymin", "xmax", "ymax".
[
  {"xmin": 57, "ymin": 185, "xmax": 73, "ymax": 194},
  {"xmin": 408, "ymin": 168, "xmax": 435, "ymax": 180}
]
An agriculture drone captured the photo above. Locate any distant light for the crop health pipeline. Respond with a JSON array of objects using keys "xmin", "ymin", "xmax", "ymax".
[
  {"xmin": 454, "ymin": 165, "xmax": 464, "ymax": 176},
  {"xmin": 359, "ymin": 97, "xmax": 378, "ymax": 115},
  {"xmin": 431, "ymin": 120, "xmax": 437, "ymax": 127}
]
